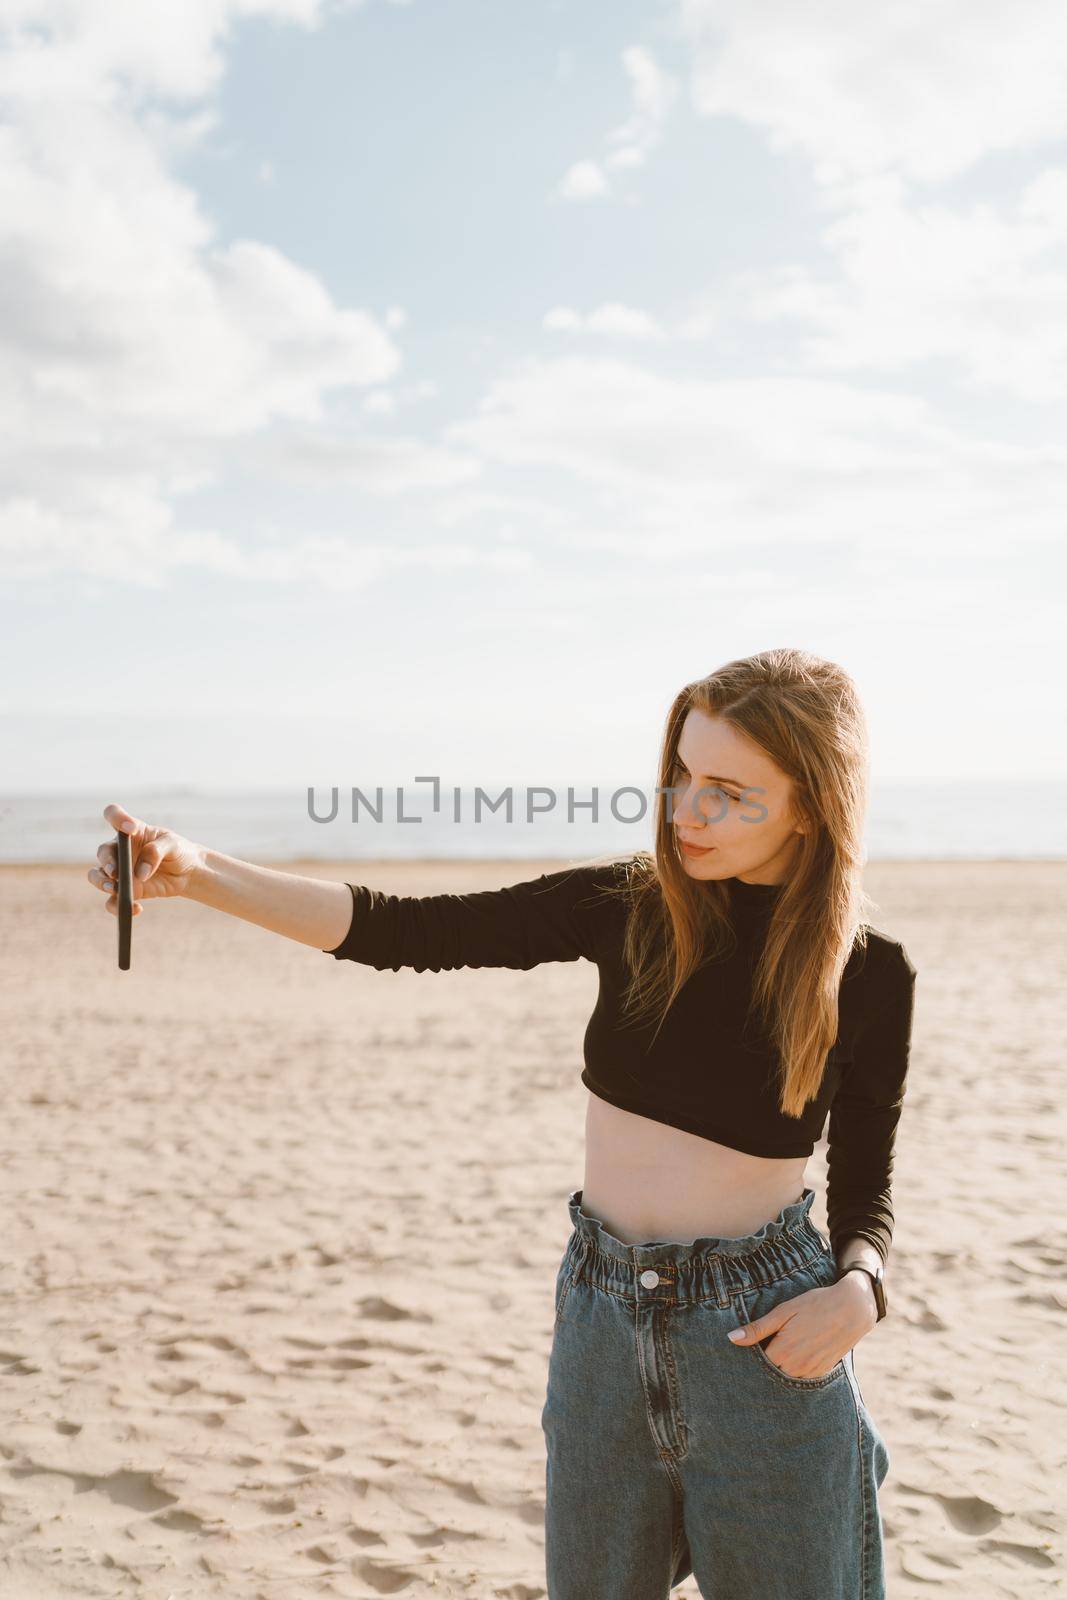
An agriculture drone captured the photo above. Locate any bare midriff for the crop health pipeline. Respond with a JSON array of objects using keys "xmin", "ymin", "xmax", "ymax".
[{"xmin": 581, "ymin": 1091, "xmax": 810, "ymax": 1246}]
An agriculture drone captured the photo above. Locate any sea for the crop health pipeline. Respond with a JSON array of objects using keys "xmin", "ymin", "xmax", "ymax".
[{"xmin": 1, "ymin": 781, "xmax": 1064, "ymax": 864}]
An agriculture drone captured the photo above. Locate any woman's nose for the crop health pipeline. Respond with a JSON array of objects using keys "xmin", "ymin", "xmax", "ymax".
[{"xmin": 669, "ymin": 781, "xmax": 700, "ymax": 828}]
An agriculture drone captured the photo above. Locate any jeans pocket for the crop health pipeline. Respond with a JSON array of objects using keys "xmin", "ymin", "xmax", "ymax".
[
  {"xmin": 735, "ymin": 1273, "xmax": 847, "ymax": 1391},
  {"xmin": 552, "ymin": 1242, "xmax": 577, "ymax": 1327}
]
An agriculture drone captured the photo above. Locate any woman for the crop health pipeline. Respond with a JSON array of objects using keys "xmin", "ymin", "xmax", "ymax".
[{"xmin": 89, "ymin": 648, "xmax": 916, "ymax": 1600}]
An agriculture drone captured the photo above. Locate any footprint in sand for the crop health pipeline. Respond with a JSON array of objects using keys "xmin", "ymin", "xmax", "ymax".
[
  {"xmin": 981, "ymin": 1539, "xmax": 1056, "ymax": 1567},
  {"xmin": 934, "ymin": 1492, "xmax": 1004, "ymax": 1534}
]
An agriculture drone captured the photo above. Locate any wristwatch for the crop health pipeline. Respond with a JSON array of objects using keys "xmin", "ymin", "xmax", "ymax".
[{"xmin": 837, "ymin": 1261, "xmax": 887, "ymax": 1322}]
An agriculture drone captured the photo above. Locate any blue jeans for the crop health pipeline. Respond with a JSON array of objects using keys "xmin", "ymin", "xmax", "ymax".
[{"xmin": 541, "ymin": 1186, "xmax": 891, "ymax": 1599}]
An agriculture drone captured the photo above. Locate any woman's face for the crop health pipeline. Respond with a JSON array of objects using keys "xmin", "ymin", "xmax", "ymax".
[{"xmin": 668, "ymin": 707, "xmax": 806, "ymax": 886}]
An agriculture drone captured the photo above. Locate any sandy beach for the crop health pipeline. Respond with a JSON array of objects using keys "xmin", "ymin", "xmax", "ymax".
[{"xmin": 0, "ymin": 857, "xmax": 1063, "ymax": 1598}]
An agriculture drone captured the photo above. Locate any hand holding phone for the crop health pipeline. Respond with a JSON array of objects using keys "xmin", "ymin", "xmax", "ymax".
[{"xmin": 91, "ymin": 806, "xmax": 205, "ymax": 954}]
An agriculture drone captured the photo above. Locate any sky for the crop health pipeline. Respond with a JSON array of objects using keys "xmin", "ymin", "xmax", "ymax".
[{"xmin": 1, "ymin": 0, "xmax": 1066, "ymax": 799}]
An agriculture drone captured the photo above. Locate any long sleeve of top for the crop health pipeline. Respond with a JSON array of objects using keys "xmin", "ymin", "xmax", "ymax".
[
  {"xmin": 323, "ymin": 862, "xmax": 619, "ymax": 972},
  {"xmin": 324, "ymin": 859, "xmax": 917, "ymax": 1265},
  {"xmin": 825, "ymin": 946, "xmax": 917, "ymax": 1267}
]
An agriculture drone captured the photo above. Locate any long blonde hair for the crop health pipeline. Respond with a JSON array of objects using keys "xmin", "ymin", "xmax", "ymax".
[{"xmin": 601, "ymin": 648, "xmax": 878, "ymax": 1120}]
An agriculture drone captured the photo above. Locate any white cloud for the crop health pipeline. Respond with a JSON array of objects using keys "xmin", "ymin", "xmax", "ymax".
[
  {"xmin": 0, "ymin": 0, "xmax": 327, "ymax": 106},
  {"xmin": 0, "ymin": 468, "xmax": 528, "ymax": 588},
  {"xmin": 227, "ymin": 428, "xmax": 480, "ymax": 490},
  {"xmin": 556, "ymin": 158, "xmax": 608, "ymax": 200},
  {"xmin": 443, "ymin": 354, "xmax": 1067, "ymax": 551},
  {"xmin": 316, "ymin": 374, "xmax": 435, "ymax": 419},
  {"xmin": 543, "ymin": 308, "xmax": 582, "ymax": 333},
  {"xmin": 543, "ymin": 303, "xmax": 666, "ymax": 339},
  {"xmin": 556, "ymin": 43, "xmax": 678, "ymax": 200},
  {"xmin": 0, "ymin": 0, "xmax": 470, "ymax": 587},
  {"xmin": 737, "ymin": 169, "xmax": 1067, "ymax": 402},
  {"xmin": 675, "ymin": 3, "xmax": 1067, "ymax": 401},
  {"xmin": 677, "ymin": 0, "xmax": 1067, "ymax": 187},
  {"xmin": 604, "ymin": 46, "xmax": 679, "ymax": 171}
]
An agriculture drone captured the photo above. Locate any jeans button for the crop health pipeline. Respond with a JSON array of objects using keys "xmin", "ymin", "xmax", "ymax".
[{"xmin": 639, "ymin": 1269, "xmax": 660, "ymax": 1288}]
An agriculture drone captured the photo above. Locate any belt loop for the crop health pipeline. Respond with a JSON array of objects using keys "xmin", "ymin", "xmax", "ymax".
[
  {"xmin": 574, "ymin": 1235, "xmax": 591, "ymax": 1284},
  {"xmin": 710, "ymin": 1253, "xmax": 729, "ymax": 1309}
]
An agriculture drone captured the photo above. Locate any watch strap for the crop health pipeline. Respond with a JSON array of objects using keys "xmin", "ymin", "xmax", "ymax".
[{"xmin": 837, "ymin": 1262, "xmax": 887, "ymax": 1322}]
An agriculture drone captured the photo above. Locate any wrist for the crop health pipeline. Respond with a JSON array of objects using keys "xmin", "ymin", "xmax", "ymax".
[
  {"xmin": 838, "ymin": 1267, "xmax": 883, "ymax": 1331},
  {"xmin": 184, "ymin": 844, "xmax": 218, "ymax": 903},
  {"xmin": 835, "ymin": 1262, "xmax": 886, "ymax": 1325}
]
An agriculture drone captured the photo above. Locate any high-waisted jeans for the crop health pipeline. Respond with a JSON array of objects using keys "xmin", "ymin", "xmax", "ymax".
[{"xmin": 540, "ymin": 1186, "xmax": 891, "ymax": 1599}]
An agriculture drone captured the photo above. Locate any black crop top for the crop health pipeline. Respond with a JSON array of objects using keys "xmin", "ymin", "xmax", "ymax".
[{"xmin": 323, "ymin": 859, "xmax": 917, "ymax": 1266}]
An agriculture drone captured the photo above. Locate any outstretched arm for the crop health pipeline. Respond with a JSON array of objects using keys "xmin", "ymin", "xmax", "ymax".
[
  {"xmin": 91, "ymin": 806, "xmax": 623, "ymax": 967},
  {"xmin": 90, "ymin": 804, "xmax": 357, "ymax": 951}
]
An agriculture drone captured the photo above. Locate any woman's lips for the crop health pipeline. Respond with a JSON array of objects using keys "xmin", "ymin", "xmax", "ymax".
[{"xmin": 679, "ymin": 838, "xmax": 715, "ymax": 856}]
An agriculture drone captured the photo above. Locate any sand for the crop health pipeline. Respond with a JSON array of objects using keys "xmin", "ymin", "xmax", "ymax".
[{"xmin": 0, "ymin": 857, "xmax": 1063, "ymax": 1598}]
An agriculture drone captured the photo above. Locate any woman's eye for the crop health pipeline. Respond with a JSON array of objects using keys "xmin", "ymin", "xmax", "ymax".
[{"xmin": 674, "ymin": 766, "xmax": 741, "ymax": 804}]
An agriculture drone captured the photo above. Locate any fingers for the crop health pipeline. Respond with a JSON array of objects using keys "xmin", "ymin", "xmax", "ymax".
[
  {"xmin": 95, "ymin": 805, "xmax": 151, "ymax": 899},
  {"xmin": 88, "ymin": 874, "xmax": 134, "ymax": 911},
  {"xmin": 87, "ymin": 863, "xmax": 147, "ymax": 900},
  {"xmin": 728, "ymin": 1308, "xmax": 792, "ymax": 1343},
  {"xmin": 104, "ymin": 895, "xmax": 142, "ymax": 917},
  {"xmin": 103, "ymin": 803, "xmax": 142, "ymax": 837},
  {"xmin": 93, "ymin": 834, "xmax": 158, "ymax": 891},
  {"xmin": 132, "ymin": 839, "xmax": 163, "ymax": 883}
]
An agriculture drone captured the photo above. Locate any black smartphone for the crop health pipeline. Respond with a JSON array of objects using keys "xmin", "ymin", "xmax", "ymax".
[{"xmin": 116, "ymin": 830, "xmax": 133, "ymax": 971}]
